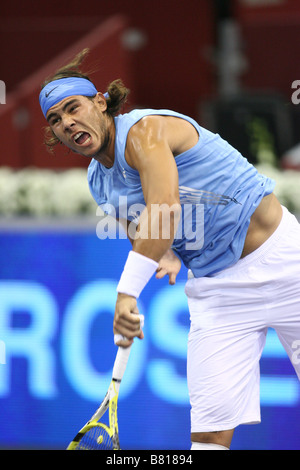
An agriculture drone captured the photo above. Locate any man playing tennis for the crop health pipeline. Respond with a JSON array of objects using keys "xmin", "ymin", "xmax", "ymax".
[{"xmin": 39, "ymin": 50, "xmax": 300, "ymax": 450}]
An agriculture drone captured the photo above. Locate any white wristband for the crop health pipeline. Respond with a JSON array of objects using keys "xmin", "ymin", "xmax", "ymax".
[{"xmin": 117, "ymin": 251, "xmax": 159, "ymax": 298}]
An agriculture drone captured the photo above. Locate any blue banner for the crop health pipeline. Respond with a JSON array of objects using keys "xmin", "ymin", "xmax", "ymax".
[{"xmin": 0, "ymin": 225, "xmax": 299, "ymax": 450}]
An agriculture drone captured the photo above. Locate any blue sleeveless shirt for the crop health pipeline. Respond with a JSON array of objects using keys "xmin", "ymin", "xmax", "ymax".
[{"xmin": 88, "ymin": 109, "xmax": 275, "ymax": 277}]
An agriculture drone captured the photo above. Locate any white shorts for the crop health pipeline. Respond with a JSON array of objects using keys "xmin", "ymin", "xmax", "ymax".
[{"xmin": 185, "ymin": 206, "xmax": 300, "ymax": 433}]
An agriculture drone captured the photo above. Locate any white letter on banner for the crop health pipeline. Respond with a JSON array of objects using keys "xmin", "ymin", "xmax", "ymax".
[
  {"xmin": 147, "ymin": 283, "xmax": 189, "ymax": 405},
  {"xmin": 0, "ymin": 281, "xmax": 58, "ymax": 397}
]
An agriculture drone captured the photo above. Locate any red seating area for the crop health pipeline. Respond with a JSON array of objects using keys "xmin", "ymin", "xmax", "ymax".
[{"xmin": 0, "ymin": 1, "xmax": 215, "ymax": 169}]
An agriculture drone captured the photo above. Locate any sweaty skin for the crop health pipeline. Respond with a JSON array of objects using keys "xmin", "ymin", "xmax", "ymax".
[{"xmin": 242, "ymin": 192, "xmax": 283, "ymax": 257}]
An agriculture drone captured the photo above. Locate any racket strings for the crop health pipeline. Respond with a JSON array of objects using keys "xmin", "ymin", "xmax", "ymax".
[{"xmin": 76, "ymin": 426, "xmax": 114, "ymax": 450}]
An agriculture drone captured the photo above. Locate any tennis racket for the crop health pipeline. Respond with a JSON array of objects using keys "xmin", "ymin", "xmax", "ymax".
[{"xmin": 67, "ymin": 345, "xmax": 131, "ymax": 450}]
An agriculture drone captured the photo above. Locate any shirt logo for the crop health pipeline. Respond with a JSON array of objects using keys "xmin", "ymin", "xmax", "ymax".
[{"xmin": 178, "ymin": 185, "xmax": 240, "ymax": 206}]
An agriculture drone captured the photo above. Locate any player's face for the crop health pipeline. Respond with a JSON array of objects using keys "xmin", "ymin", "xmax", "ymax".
[{"xmin": 46, "ymin": 94, "xmax": 112, "ymax": 159}]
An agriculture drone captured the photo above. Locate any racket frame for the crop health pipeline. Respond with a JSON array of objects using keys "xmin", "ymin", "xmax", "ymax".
[{"xmin": 67, "ymin": 346, "xmax": 130, "ymax": 450}]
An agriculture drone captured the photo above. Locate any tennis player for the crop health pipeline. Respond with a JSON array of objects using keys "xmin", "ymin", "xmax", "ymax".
[{"xmin": 39, "ymin": 50, "xmax": 300, "ymax": 450}]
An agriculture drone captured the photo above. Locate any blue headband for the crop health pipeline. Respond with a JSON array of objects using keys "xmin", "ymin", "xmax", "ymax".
[{"xmin": 39, "ymin": 77, "xmax": 99, "ymax": 118}]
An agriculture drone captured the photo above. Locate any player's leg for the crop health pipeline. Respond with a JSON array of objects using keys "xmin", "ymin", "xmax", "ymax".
[
  {"xmin": 185, "ymin": 274, "xmax": 268, "ymax": 451},
  {"xmin": 187, "ymin": 325, "xmax": 266, "ymax": 450},
  {"xmin": 268, "ymin": 211, "xmax": 300, "ymax": 380},
  {"xmin": 191, "ymin": 429, "xmax": 234, "ymax": 450},
  {"xmin": 186, "ymin": 207, "xmax": 300, "ymax": 450}
]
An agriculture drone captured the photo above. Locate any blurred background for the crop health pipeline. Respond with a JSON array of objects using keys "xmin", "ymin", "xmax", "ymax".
[{"xmin": 0, "ymin": 0, "xmax": 300, "ymax": 450}]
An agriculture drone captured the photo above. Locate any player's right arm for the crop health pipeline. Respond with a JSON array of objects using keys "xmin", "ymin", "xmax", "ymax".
[{"xmin": 114, "ymin": 116, "xmax": 182, "ymax": 346}]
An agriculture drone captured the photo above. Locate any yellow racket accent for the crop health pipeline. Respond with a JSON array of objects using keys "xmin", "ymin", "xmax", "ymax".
[
  {"xmin": 67, "ymin": 381, "xmax": 120, "ymax": 450},
  {"xmin": 67, "ymin": 346, "xmax": 131, "ymax": 451}
]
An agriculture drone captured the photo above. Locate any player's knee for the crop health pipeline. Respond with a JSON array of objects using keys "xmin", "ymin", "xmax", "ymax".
[{"xmin": 191, "ymin": 429, "xmax": 234, "ymax": 450}]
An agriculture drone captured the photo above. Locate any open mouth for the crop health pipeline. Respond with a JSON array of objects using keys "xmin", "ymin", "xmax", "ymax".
[{"xmin": 73, "ymin": 131, "xmax": 91, "ymax": 146}]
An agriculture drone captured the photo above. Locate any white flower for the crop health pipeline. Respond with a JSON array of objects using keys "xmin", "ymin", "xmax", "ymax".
[
  {"xmin": 0, "ymin": 168, "xmax": 20, "ymax": 215},
  {"xmin": 0, "ymin": 165, "xmax": 299, "ymax": 217},
  {"xmin": 256, "ymin": 164, "xmax": 300, "ymax": 214},
  {"xmin": 50, "ymin": 169, "xmax": 97, "ymax": 216},
  {"xmin": 0, "ymin": 167, "xmax": 96, "ymax": 217}
]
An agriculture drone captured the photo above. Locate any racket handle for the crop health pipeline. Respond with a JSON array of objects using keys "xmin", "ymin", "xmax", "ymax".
[{"xmin": 112, "ymin": 345, "xmax": 132, "ymax": 382}]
